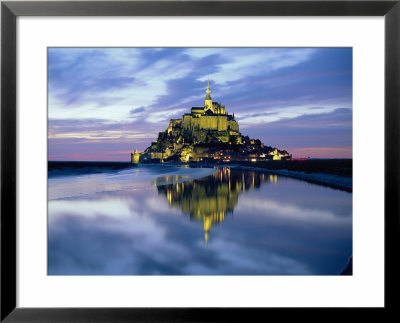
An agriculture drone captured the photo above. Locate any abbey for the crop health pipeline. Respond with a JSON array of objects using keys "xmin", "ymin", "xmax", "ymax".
[
  {"xmin": 167, "ymin": 80, "xmax": 242, "ymax": 145},
  {"xmin": 132, "ymin": 82, "xmax": 290, "ymax": 163}
]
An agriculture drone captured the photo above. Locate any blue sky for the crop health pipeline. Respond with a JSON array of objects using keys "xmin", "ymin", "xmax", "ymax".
[{"xmin": 48, "ymin": 47, "xmax": 352, "ymax": 160}]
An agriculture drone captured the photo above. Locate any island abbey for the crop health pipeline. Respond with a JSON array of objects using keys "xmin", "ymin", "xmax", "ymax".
[{"xmin": 131, "ymin": 82, "xmax": 291, "ymax": 163}]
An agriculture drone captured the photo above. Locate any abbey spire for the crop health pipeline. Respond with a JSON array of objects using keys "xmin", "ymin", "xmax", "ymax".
[
  {"xmin": 205, "ymin": 79, "xmax": 212, "ymax": 100},
  {"xmin": 204, "ymin": 79, "xmax": 213, "ymax": 110}
]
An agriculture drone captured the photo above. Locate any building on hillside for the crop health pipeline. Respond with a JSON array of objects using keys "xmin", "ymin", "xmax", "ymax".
[{"xmin": 132, "ymin": 81, "xmax": 291, "ymax": 163}]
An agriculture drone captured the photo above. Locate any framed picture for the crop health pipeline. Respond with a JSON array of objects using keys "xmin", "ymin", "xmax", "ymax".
[{"xmin": 1, "ymin": 0, "xmax": 399, "ymax": 321}]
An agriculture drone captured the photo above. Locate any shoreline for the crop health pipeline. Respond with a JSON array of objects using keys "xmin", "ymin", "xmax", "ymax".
[
  {"xmin": 48, "ymin": 160, "xmax": 352, "ymax": 192},
  {"xmin": 235, "ymin": 165, "xmax": 352, "ymax": 192}
]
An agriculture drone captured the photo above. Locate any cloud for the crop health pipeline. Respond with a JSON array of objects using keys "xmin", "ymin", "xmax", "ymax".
[
  {"xmin": 129, "ymin": 106, "xmax": 146, "ymax": 114},
  {"xmin": 239, "ymin": 108, "xmax": 352, "ymax": 155}
]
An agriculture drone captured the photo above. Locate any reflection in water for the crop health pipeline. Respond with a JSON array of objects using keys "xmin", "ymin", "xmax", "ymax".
[
  {"xmin": 157, "ymin": 167, "xmax": 272, "ymax": 245},
  {"xmin": 48, "ymin": 165, "xmax": 352, "ymax": 275}
]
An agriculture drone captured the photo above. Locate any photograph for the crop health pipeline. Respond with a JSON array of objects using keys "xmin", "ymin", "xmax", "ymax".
[{"xmin": 47, "ymin": 47, "xmax": 353, "ymax": 276}]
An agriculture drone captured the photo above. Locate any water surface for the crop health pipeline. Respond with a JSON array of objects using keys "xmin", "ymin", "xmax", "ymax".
[{"xmin": 48, "ymin": 164, "xmax": 352, "ymax": 275}]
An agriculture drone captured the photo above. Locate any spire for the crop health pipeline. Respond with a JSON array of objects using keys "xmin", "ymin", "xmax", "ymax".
[{"xmin": 205, "ymin": 79, "xmax": 212, "ymax": 100}]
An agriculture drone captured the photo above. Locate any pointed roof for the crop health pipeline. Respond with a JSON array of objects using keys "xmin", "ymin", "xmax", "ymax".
[{"xmin": 205, "ymin": 80, "xmax": 212, "ymax": 100}]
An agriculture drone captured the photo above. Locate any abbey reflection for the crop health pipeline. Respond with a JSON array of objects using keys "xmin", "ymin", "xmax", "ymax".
[{"xmin": 157, "ymin": 168, "xmax": 278, "ymax": 245}]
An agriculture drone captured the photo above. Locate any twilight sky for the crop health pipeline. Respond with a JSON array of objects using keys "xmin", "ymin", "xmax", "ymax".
[{"xmin": 48, "ymin": 47, "xmax": 352, "ymax": 161}]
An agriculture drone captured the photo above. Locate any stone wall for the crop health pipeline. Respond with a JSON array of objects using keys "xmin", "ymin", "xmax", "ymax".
[{"xmin": 182, "ymin": 115, "xmax": 230, "ymax": 131}]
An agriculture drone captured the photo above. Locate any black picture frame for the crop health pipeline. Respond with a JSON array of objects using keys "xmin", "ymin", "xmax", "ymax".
[{"xmin": 1, "ymin": 0, "xmax": 399, "ymax": 321}]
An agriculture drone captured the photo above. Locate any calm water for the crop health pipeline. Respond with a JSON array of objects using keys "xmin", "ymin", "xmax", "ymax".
[{"xmin": 48, "ymin": 164, "xmax": 352, "ymax": 275}]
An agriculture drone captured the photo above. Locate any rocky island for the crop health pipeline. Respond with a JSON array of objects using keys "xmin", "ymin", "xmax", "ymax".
[{"xmin": 131, "ymin": 82, "xmax": 291, "ymax": 163}]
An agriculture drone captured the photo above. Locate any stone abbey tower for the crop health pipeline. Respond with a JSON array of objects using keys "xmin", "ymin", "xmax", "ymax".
[{"xmin": 166, "ymin": 80, "xmax": 242, "ymax": 145}]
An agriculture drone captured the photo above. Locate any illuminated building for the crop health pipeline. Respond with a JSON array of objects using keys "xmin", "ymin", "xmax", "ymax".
[{"xmin": 132, "ymin": 81, "xmax": 291, "ymax": 163}]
